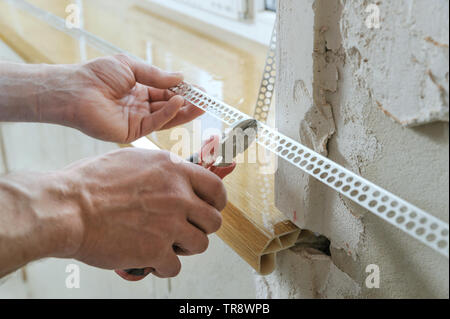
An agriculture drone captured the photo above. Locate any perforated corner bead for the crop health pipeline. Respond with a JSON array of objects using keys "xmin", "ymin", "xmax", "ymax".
[
  {"xmin": 254, "ymin": 123, "xmax": 449, "ymax": 258},
  {"xmin": 254, "ymin": 23, "xmax": 277, "ymax": 123},
  {"xmin": 174, "ymin": 85, "xmax": 251, "ymax": 126},
  {"xmin": 172, "ymin": 82, "xmax": 449, "ymax": 259}
]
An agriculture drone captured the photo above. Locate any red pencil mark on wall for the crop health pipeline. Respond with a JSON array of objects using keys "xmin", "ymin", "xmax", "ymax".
[{"xmin": 293, "ymin": 211, "xmax": 297, "ymax": 222}]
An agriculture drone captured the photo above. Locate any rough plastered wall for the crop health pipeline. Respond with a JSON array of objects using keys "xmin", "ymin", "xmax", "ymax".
[{"xmin": 263, "ymin": 0, "xmax": 449, "ymax": 298}]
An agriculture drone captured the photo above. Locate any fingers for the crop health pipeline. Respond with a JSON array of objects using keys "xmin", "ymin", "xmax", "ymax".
[
  {"xmin": 209, "ymin": 162, "xmax": 237, "ymax": 180},
  {"xmin": 152, "ymin": 250, "xmax": 182, "ymax": 278},
  {"xmin": 184, "ymin": 163, "xmax": 228, "ymax": 211},
  {"xmin": 141, "ymin": 95, "xmax": 184, "ymax": 135},
  {"xmin": 200, "ymin": 135, "xmax": 220, "ymax": 167},
  {"xmin": 118, "ymin": 54, "xmax": 184, "ymax": 89},
  {"xmin": 160, "ymin": 104, "xmax": 206, "ymax": 130},
  {"xmin": 187, "ymin": 201, "xmax": 222, "ymax": 235},
  {"xmin": 146, "ymin": 84, "xmax": 205, "ymax": 130},
  {"xmin": 115, "ymin": 268, "xmax": 154, "ymax": 282},
  {"xmin": 148, "ymin": 87, "xmax": 175, "ymax": 102},
  {"xmin": 149, "ymin": 102, "xmax": 205, "ymax": 130},
  {"xmin": 159, "ymin": 84, "xmax": 206, "ymax": 129},
  {"xmin": 174, "ymin": 223, "xmax": 210, "ymax": 256}
]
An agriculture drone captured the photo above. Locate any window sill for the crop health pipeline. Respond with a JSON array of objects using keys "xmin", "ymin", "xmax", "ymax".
[{"xmin": 139, "ymin": 0, "xmax": 275, "ymax": 48}]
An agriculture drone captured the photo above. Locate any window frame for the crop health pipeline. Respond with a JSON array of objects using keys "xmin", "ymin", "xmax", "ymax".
[
  {"xmin": 170, "ymin": 0, "xmax": 249, "ymax": 21},
  {"xmin": 141, "ymin": 0, "xmax": 276, "ymax": 47}
]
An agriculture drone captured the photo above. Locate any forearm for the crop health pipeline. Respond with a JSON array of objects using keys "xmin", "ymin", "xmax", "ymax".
[
  {"xmin": 0, "ymin": 172, "xmax": 82, "ymax": 278},
  {"xmin": 0, "ymin": 61, "xmax": 79, "ymax": 124}
]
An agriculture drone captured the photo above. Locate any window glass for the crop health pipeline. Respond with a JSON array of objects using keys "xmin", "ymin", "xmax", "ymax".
[{"xmin": 265, "ymin": 0, "xmax": 277, "ymax": 12}]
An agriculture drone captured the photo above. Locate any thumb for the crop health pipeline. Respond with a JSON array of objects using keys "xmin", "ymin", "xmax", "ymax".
[
  {"xmin": 141, "ymin": 95, "xmax": 184, "ymax": 135},
  {"xmin": 118, "ymin": 54, "xmax": 183, "ymax": 89}
]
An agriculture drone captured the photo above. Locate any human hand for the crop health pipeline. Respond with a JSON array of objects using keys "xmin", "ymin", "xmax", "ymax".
[
  {"xmin": 61, "ymin": 54, "xmax": 204, "ymax": 143},
  {"xmin": 59, "ymin": 148, "xmax": 226, "ymax": 278},
  {"xmin": 115, "ymin": 135, "xmax": 237, "ymax": 281}
]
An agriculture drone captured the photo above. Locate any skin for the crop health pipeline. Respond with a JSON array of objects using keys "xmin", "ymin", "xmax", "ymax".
[{"xmin": 0, "ymin": 54, "xmax": 227, "ymax": 279}]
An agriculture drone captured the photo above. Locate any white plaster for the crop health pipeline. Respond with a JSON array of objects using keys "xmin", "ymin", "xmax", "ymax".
[
  {"xmin": 340, "ymin": 0, "xmax": 449, "ymax": 126},
  {"xmin": 254, "ymin": 248, "xmax": 360, "ymax": 299},
  {"xmin": 318, "ymin": 261, "xmax": 361, "ymax": 299},
  {"xmin": 275, "ymin": 0, "xmax": 364, "ymax": 256},
  {"xmin": 273, "ymin": 0, "xmax": 449, "ymax": 298}
]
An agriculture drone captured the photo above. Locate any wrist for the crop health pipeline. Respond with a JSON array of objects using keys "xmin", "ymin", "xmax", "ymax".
[
  {"xmin": 33, "ymin": 63, "xmax": 83, "ymax": 127},
  {"xmin": 34, "ymin": 171, "xmax": 85, "ymax": 259},
  {"xmin": 0, "ymin": 172, "xmax": 84, "ymax": 261},
  {"xmin": 0, "ymin": 62, "xmax": 80, "ymax": 125}
]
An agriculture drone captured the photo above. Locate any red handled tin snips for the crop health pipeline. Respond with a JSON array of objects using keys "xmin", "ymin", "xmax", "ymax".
[{"xmin": 115, "ymin": 119, "xmax": 258, "ymax": 281}]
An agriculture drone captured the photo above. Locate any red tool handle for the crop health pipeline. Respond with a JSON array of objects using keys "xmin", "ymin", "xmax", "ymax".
[{"xmin": 115, "ymin": 136, "xmax": 236, "ymax": 281}]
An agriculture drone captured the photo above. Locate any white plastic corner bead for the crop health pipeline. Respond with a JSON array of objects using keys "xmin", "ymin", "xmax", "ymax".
[{"xmin": 254, "ymin": 24, "xmax": 277, "ymax": 122}]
